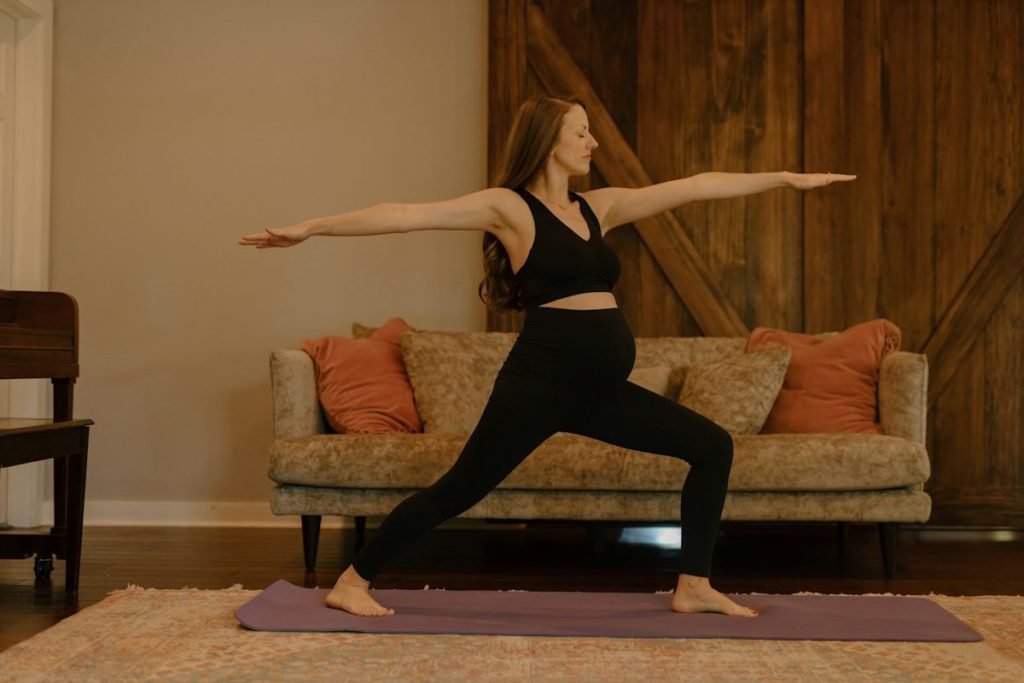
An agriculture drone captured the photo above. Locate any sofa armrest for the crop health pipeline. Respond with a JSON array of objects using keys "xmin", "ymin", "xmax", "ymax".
[
  {"xmin": 269, "ymin": 350, "xmax": 326, "ymax": 439},
  {"xmin": 878, "ymin": 351, "xmax": 928, "ymax": 445}
]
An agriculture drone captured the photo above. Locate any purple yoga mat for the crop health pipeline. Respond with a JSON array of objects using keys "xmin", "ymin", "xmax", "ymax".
[{"xmin": 234, "ymin": 580, "xmax": 983, "ymax": 642}]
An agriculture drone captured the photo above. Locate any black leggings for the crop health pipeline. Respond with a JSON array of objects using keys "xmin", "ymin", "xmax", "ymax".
[{"xmin": 351, "ymin": 306, "xmax": 734, "ymax": 581}]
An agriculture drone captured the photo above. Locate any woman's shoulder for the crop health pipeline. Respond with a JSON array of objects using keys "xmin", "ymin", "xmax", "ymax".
[
  {"xmin": 571, "ymin": 189, "xmax": 615, "ymax": 233},
  {"xmin": 488, "ymin": 187, "xmax": 532, "ymax": 238},
  {"xmin": 571, "ymin": 190, "xmax": 602, "ymax": 224}
]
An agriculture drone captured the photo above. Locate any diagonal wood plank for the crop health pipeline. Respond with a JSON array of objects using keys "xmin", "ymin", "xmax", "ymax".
[
  {"xmin": 524, "ymin": 0, "xmax": 747, "ymax": 337},
  {"xmin": 921, "ymin": 191, "xmax": 1024, "ymax": 409}
]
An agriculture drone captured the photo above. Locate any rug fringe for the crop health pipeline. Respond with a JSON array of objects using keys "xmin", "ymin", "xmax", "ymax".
[
  {"xmin": 103, "ymin": 584, "xmax": 1023, "ymax": 599},
  {"xmin": 108, "ymin": 582, "xmax": 247, "ymax": 596}
]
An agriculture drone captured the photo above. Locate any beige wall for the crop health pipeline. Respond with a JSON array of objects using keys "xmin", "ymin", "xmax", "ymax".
[{"xmin": 49, "ymin": 0, "xmax": 488, "ymax": 523}]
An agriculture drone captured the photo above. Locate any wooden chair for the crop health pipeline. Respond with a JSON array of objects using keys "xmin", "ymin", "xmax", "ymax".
[{"xmin": 0, "ymin": 290, "xmax": 93, "ymax": 594}]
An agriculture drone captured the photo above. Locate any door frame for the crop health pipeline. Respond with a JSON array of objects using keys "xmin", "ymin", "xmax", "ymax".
[{"xmin": 0, "ymin": 0, "xmax": 53, "ymax": 528}]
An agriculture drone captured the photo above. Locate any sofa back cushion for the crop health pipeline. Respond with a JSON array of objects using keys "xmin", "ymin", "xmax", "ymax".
[
  {"xmin": 747, "ymin": 318, "xmax": 902, "ymax": 434},
  {"xmin": 634, "ymin": 337, "xmax": 747, "ymax": 398},
  {"xmin": 399, "ymin": 330, "xmax": 518, "ymax": 434},
  {"xmin": 399, "ymin": 330, "xmax": 681, "ymax": 434},
  {"xmin": 355, "ymin": 322, "xmax": 855, "ymax": 435},
  {"xmin": 677, "ymin": 345, "xmax": 792, "ymax": 435}
]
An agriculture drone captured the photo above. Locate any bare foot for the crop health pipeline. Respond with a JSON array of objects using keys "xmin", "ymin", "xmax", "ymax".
[
  {"xmin": 671, "ymin": 574, "xmax": 759, "ymax": 617},
  {"xmin": 325, "ymin": 565, "xmax": 395, "ymax": 617}
]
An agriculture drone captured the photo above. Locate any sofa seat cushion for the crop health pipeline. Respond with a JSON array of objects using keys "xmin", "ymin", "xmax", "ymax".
[{"xmin": 268, "ymin": 432, "xmax": 930, "ymax": 492}]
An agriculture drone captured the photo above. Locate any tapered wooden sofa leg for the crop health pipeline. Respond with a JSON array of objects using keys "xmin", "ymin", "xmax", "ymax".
[
  {"xmin": 301, "ymin": 515, "xmax": 321, "ymax": 571},
  {"xmin": 878, "ymin": 522, "xmax": 898, "ymax": 579}
]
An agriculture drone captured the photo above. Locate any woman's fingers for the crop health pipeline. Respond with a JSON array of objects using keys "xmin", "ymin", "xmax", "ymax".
[
  {"xmin": 239, "ymin": 227, "xmax": 293, "ymax": 247},
  {"xmin": 239, "ymin": 229, "xmax": 272, "ymax": 242},
  {"xmin": 789, "ymin": 172, "xmax": 857, "ymax": 190}
]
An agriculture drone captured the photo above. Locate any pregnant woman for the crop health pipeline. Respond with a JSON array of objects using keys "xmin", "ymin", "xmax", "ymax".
[{"xmin": 239, "ymin": 93, "xmax": 854, "ymax": 618}]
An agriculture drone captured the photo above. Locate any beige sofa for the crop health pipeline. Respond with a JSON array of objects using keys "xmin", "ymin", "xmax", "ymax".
[{"xmin": 267, "ymin": 327, "xmax": 931, "ymax": 578}]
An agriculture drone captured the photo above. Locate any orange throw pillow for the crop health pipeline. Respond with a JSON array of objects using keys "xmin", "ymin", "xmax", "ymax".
[
  {"xmin": 301, "ymin": 317, "xmax": 422, "ymax": 434},
  {"xmin": 746, "ymin": 319, "xmax": 902, "ymax": 434}
]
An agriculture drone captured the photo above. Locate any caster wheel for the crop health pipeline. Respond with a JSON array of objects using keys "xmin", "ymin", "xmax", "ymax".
[{"xmin": 34, "ymin": 554, "xmax": 54, "ymax": 580}]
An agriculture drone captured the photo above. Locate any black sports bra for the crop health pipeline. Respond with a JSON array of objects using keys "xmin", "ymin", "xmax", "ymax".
[{"xmin": 511, "ymin": 187, "xmax": 621, "ymax": 308}]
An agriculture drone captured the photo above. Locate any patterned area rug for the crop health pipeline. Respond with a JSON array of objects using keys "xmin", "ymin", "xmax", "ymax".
[{"xmin": 2, "ymin": 586, "xmax": 1022, "ymax": 682}]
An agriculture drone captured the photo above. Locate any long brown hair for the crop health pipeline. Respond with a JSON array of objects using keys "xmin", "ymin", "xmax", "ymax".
[{"xmin": 478, "ymin": 94, "xmax": 587, "ymax": 312}]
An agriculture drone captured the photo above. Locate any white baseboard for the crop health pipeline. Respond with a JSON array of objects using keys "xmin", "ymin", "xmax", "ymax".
[
  {"xmin": 30, "ymin": 500, "xmax": 518, "ymax": 530},
  {"xmin": 32, "ymin": 500, "xmax": 348, "ymax": 528}
]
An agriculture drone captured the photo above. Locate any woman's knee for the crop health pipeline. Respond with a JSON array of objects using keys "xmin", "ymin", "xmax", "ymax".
[
  {"xmin": 712, "ymin": 425, "xmax": 734, "ymax": 467},
  {"xmin": 687, "ymin": 420, "xmax": 734, "ymax": 470}
]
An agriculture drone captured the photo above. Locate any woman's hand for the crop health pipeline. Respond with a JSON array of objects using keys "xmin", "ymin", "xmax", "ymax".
[
  {"xmin": 238, "ymin": 220, "xmax": 316, "ymax": 249},
  {"xmin": 785, "ymin": 171, "xmax": 857, "ymax": 190}
]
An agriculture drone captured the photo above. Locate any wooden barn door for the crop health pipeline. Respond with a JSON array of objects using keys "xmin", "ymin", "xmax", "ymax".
[{"xmin": 487, "ymin": 0, "xmax": 1024, "ymax": 527}]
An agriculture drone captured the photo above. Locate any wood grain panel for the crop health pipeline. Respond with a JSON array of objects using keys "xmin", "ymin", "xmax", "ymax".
[
  {"xmin": 636, "ymin": 0, "xmax": 703, "ymax": 335},
  {"xmin": 923, "ymin": 195, "xmax": 1024, "ymax": 408},
  {"xmin": 803, "ymin": 0, "xmax": 846, "ymax": 333},
  {"xmin": 844, "ymin": 0, "xmax": 884, "ymax": 325},
  {"xmin": 537, "ymin": 0, "xmax": 591, "ymax": 79},
  {"xmin": 673, "ymin": 0, "xmax": 715, "ymax": 334},
  {"xmin": 537, "ymin": 0, "xmax": 593, "ymax": 194},
  {"xmin": 486, "ymin": 0, "xmax": 1024, "ymax": 526},
  {"xmin": 804, "ymin": 0, "xmax": 884, "ymax": 332},
  {"xmin": 742, "ymin": 0, "xmax": 802, "ymax": 331},
  {"xmin": 982, "ymin": 0, "xmax": 1024, "ymax": 505},
  {"xmin": 589, "ymin": 0, "xmax": 638, "ymax": 153},
  {"xmin": 740, "ymin": 0, "xmax": 802, "ymax": 330},
  {"xmin": 985, "ymin": 278, "xmax": 1023, "ymax": 490},
  {"xmin": 706, "ymin": 0, "xmax": 752, "ymax": 322},
  {"xmin": 927, "ymin": 487, "xmax": 1024, "ymax": 527},
  {"xmin": 589, "ymin": 1, "xmax": 646, "ymax": 323},
  {"xmin": 930, "ymin": 0, "xmax": 1022, "ymax": 507},
  {"xmin": 488, "ymin": 0, "xmax": 527, "ymax": 182},
  {"xmin": 880, "ymin": 0, "xmax": 935, "ymax": 354}
]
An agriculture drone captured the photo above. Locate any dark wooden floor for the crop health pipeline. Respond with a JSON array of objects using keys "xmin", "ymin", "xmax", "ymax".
[{"xmin": 2, "ymin": 520, "xmax": 1022, "ymax": 652}]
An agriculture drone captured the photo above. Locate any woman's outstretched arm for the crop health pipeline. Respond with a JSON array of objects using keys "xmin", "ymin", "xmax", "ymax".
[
  {"xmin": 680, "ymin": 170, "xmax": 855, "ymax": 199},
  {"xmin": 238, "ymin": 188, "xmax": 509, "ymax": 249},
  {"xmin": 587, "ymin": 171, "xmax": 855, "ymax": 233}
]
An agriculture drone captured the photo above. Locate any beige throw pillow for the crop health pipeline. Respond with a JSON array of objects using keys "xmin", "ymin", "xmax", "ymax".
[
  {"xmin": 676, "ymin": 345, "xmax": 791, "ymax": 435},
  {"xmin": 399, "ymin": 330, "xmax": 517, "ymax": 434}
]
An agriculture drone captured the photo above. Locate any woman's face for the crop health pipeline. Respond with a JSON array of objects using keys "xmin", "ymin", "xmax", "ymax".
[{"xmin": 549, "ymin": 105, "xmax": 598, "ymax": 176}]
